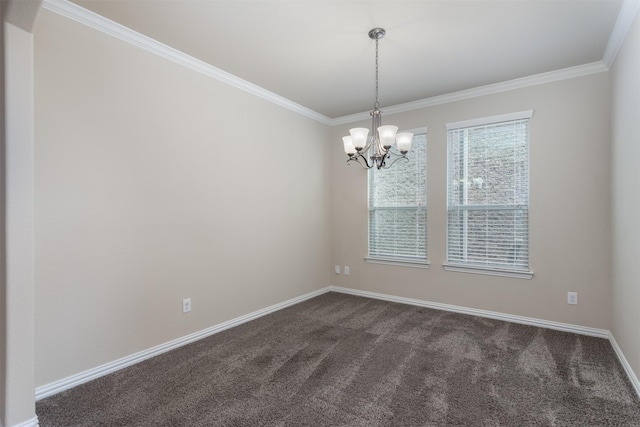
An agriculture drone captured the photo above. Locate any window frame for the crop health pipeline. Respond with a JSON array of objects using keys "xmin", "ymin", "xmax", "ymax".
[
  {"xmin": 444, "ymin": 112, "xmax": 533, "ymax": 279},
  {"xmin": 365, "ymin": 127, "xmax": 430, "ymax": 268}
]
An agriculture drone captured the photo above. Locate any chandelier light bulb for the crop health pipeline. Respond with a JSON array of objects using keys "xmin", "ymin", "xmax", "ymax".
[
  {"xmin": 342, "ymin": 136, "xmax": 356, "ymax": 155},
  {"xmin": 396, "ymin": 132, "xmax": 414, "ymax": 154},
  {"xmin": 377, "ymin": 125, "xmax": 398, "ymax": 149},
  {"xmin": 349, "ymin": 128, "xmax": 369, "ymax": 151}
]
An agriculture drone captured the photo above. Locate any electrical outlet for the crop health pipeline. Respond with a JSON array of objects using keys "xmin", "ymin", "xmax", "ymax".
[
  {"xmin": 567, "ymin": 292, "xmax": 578, "ymax": 305},
  {"xmin": 344, "ymin": 266, "xmax": 350, "ymax": 275},
  {"xmin": 334, "ymin": 265, "xmax": 340, "ymax": 274},
  {"xmin": 183, "ymin": 298, "xmax": 192, "ymax": 313}
]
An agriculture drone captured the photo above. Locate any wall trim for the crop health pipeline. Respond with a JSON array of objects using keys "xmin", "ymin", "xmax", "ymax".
[
  {"xmin": 329, "ymin": 286, "xmax": 609, "ymax": 338},
  {"xmin": 603, "ymin": 0, "xmax": 640, "ymax": 68},
  {"xmin": 41, "ymin": 0, "xmax": 612, "ymax": 129},
  {"xmin": 442, "ymin": 263, "xmax": 534, "ymax": 280},
  {"xmin": 330, "ymin": 286, "xmax": 640, "ymax": 398},
  {"xmin": 10, "ymin": 416, "xmax": 39, "ymax": 427},
  {"xmin": 35, "ymin": 287, "xmax": 331, "ymax": 400},
  {"xmin": 609, "ymin": 332, "xmax": 640, "ymax": 398},
  {"xmin": 40, "ymin": 0, "xmax": 332, "ymax": 126},
  {"xmin": 35, "ymin": 285, "xmax": 640, "ymax": 402},
  {"xmin": 331, "ymin": 62, "xmax": 608, "ymax": 125}
]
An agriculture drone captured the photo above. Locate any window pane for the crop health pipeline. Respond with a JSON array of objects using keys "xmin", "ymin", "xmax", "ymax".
[
  {"xmin": 447, "ymin": 208, "xmax": 528, "ymax": 269},
  {"xmin": 369, "ymin": 207, "xmax": 427, "ymax": 258},
  {"xmin": 447, "ymin": 117, "xmax": 529, "ymax": 270},
  {"xmin": 369, "ymin": 133, "xmax": 427, "ymax": 260},
  {"xmin": 370, "ymin": 135, "xmax": 427, "ymax": 207}
]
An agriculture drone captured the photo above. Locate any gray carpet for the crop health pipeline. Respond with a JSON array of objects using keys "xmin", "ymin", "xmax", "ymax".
[{"xmin": 37, "ymin": 292, "xmax": 640, "ymax": 426}]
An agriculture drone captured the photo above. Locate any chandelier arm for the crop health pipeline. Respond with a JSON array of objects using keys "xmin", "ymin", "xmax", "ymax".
[
  {"xmin": 385, "ymin": 147, "xmax": 407, "ymax": 156},
  {"xmin": 380, "ymin": 154, "xmax": 409, "ymax": 169},
  {"xmin": 374, "ymin": 138, "xmax": 386, "ymax": 158},
  {"xmin": 370, "ymin": 108, "xmax": 384, "ymax": 157},
  {"xmin": 360, "ymin": 137, "xmax": 374, "ymax": 155},
  {"xmin": 347, "ymin": 154, "xmax": 373, "ymax": 169}
]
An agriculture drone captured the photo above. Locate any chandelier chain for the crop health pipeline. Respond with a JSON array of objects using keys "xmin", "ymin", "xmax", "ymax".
[{"xmin": 375, "ymin": 37, "xmax": 379, "ymax": 110}]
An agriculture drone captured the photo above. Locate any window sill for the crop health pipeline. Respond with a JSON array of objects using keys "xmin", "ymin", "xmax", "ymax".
[
  {"xmin": 365, "ymin": 257, "xmax": 431, "ymax": 269},
  {"xmin": 443, "ymin": 263, "xmax": 533, "ymax": 279}
]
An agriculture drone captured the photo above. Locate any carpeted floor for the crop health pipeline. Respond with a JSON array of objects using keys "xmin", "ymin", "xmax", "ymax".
[{"xmin": 37, "ymin": 292, "xmax": 640, "ymax": 426}]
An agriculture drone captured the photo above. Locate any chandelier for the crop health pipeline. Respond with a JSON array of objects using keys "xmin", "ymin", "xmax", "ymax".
[{"xmin": 342, "ymin": 28, "xmax": 413, "ymax": 170}]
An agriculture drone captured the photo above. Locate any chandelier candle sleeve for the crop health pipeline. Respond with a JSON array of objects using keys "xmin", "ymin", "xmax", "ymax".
[
  {"xmin": 378, "ymin": 125, "xmax": 398, "ymax": 149},
  {"xmin": 396, "ymin": 132, "xmax": 413, "ymax": 153},
  {"xmin": 350, "ymin": 128, "xmax": 369, "ymax": 151},
  {"xmin": 342, "ymin": 28, "xmax": 414, "ymax": 170},
  {"xmin": 342, "ymin": 136, "xmax": 356, "ymax": 155}
]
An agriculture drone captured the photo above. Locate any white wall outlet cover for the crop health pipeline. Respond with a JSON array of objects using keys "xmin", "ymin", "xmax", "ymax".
[
  {"xmin": 183, "ymin": 298, "xmax": 192, "ymax": 313},
  {"xmin": 344, "ymin": 266, "xmax": 350, "ymax": 275},
  {"xmin": 567, "ymin": 292, "xmax": 578, "ymax": 305},
  {"xmin": 334, "ymin": 265, "xmax": 340, "ymax": 274}
]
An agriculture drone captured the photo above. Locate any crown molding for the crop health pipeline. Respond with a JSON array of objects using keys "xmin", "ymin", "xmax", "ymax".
[
  {"xmin": 603, "ymin": 0, "xmax": 640, "ymax": 68},
  {"xmin": 41, "ymin": 0, "xmax": 618, "ymax": 129},
  {"xmin": 330, "ymin": 61, "xmax": 609, "ymax": 126},
  {"xmin": 41, "ymin": 0, "xmax": 333, "ymax": 126}
]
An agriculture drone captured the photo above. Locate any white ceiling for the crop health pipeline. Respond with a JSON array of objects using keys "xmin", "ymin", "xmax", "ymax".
[{"xmin": 70, "ymin": 0, "xmax": 624, "ymax": 119}]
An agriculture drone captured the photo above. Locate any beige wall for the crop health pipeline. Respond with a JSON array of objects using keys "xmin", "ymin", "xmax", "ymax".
[
  {"xmin": 331, "ymin": 72, "xmax": 612, "ymax": 329},
  {"xmin": 29, "ymin": 0, "xmax": 637, "ymax": 403},
  {"xmin": 34, "ymin": 10, "xmax": 331, "ymax": 386},
  {"xmin": 611, "ymin": 12, "xmax": 640, "ymax": 380}
]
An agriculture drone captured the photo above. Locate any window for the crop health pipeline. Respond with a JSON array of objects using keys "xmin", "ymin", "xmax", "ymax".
[
  {"xmin": 445, "ymin": 112, "xmax": 532, "ymax": 279},
  {"xmin": 367, "ymin": 131, "xmax": 428, "ymax": 267}
]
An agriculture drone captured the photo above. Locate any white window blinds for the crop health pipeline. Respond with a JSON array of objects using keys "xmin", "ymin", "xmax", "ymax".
[
  {"xmin": 368, "ymin": 133, "xmax": 427, "ymax": 260},
  {"xmin": 446, "ymin": 113, "xmax": 530, "ymax": 271}
]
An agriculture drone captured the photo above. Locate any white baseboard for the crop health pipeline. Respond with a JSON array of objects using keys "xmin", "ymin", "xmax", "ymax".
[
  {"xmin": 35, "ymin": 287, "xmax": 331, "ymax": 400},
  {"xmin": 608, "ymin": 332, "xmax": 640, "ymax": 398},
  {"xmin": 330, "ymin": 286, "xmax": 640, "ymax": 399},
  {"xmin": 330, "ymin": 286, "xmax": 609, "ymax": 338},
  {"xmin": 10, "ymin": 416, "xmax": 39, "ymax": 427},
  {"xmin": 36, "ymin": 284, "xmax": 640, "ymax": 403}
]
